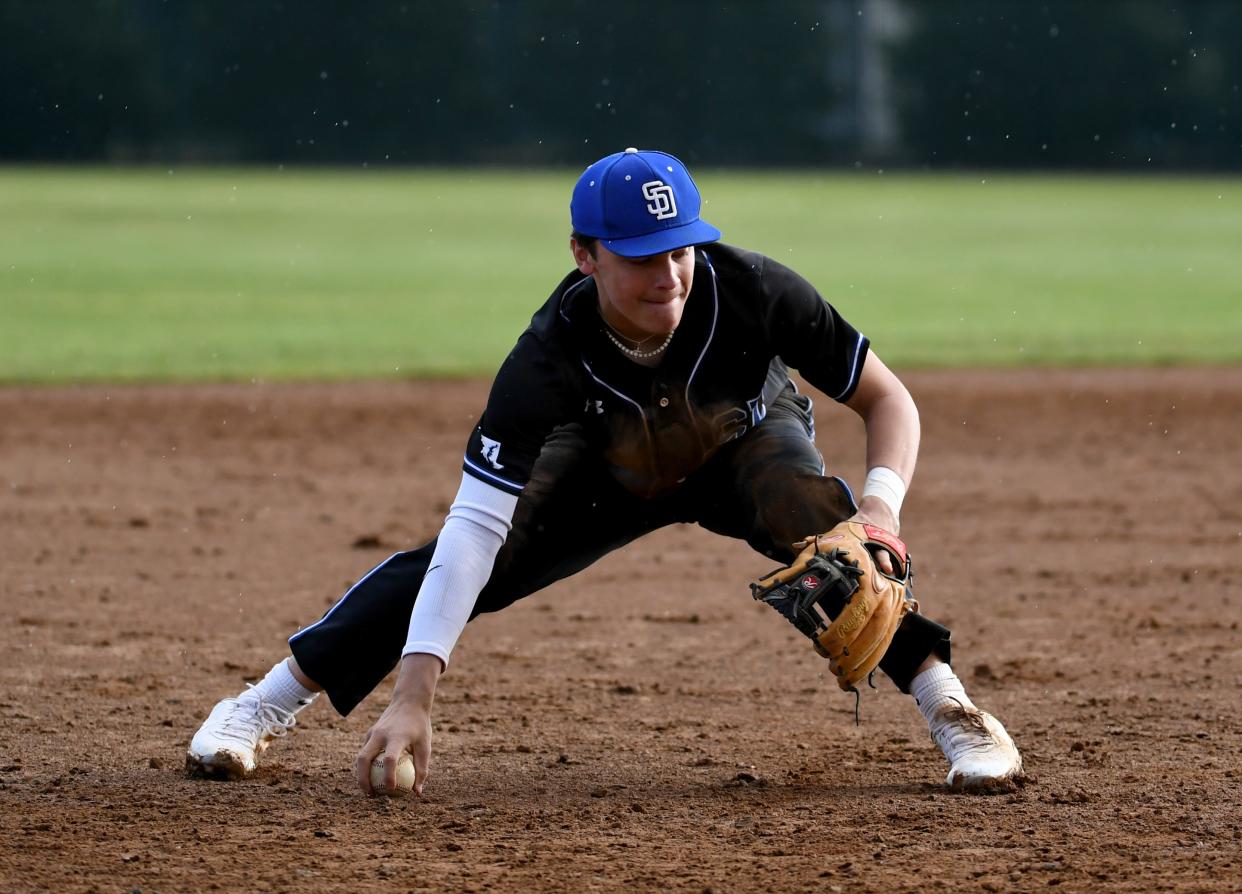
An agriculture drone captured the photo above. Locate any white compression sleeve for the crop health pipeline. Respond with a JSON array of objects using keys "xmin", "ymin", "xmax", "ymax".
[{"xmin": 401, "ymin": 474, "xmax": 519, "ymax": 668}]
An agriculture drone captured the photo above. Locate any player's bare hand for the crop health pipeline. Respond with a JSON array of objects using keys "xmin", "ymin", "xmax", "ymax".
[
  {"xmin": 848, "ymin": 496, "xmax": 900, "ymax": 576},
  {"xmin": 356, "ymin": 699, "xmax": 432, "ymax": 796},
  {"xmin": 355, "ymin": 653, "xmax": 442, "ymax": 797}
]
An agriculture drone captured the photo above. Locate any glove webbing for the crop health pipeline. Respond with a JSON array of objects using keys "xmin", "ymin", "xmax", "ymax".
[{"xmin": 750, "ymin": 551, "xmax": 861, "ymax": 642}]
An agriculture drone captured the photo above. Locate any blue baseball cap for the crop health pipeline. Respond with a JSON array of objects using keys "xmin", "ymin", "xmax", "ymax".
[{"xmin": 570, "ymin": 148, "xmax": 721, "ymax": 257}]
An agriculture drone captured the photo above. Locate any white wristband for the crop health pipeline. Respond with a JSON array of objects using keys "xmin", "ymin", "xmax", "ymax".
[{"xmin": 862, "ymin": 466, "xmax": 907, "ymax": 520}]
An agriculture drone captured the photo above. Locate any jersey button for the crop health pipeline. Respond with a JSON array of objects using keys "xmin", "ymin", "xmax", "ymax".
[{"xmin": 658, "ymin": 397, "xmax": 670, "ymax": 408}]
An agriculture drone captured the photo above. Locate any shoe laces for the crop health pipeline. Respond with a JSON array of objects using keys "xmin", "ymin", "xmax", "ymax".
[
  {"xmin": 931, "ymin": 698, "xmax": 996, "ymax": 756},
  {"xmin": 216, "ymin": 687, "xmax": 298, "ymax": 746}
]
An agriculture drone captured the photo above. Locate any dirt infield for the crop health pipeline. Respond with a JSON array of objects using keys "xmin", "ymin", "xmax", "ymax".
[{"xmin": 1, "ymin": 369, "xmax": 1239, "ymax": 893}]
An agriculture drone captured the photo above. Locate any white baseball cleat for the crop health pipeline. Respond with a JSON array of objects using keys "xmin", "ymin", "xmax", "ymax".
[
  {"xmin": 931, "ymin": 700, "xmax": 1024, "ymax": 792},
  {"xmin": 185, "ymin": 689, "xmax": 299, "ymax": 780}
]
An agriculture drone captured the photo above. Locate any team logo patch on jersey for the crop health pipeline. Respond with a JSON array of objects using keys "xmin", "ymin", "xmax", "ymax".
[
  {"xmin": 642, "ymin": 180, "xmax": 677, "ymax": 220},
  {"xmin": 479, "ymin": 435, "xmax": 505, "ymax": 470},
  {"xmin": 747, "ymin": 395, "xmax": 768, "ymax": 427}
]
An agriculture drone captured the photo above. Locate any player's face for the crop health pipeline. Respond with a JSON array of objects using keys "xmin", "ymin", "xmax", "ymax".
[{"xmin": 572, "ymin": 240, "xmax": 695, "ymax": 340}]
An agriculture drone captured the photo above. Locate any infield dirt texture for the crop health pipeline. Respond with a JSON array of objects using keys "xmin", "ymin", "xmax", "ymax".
[{"xmin": 1, "ymin": 369, "xmax": 1239, "ymax": 893}]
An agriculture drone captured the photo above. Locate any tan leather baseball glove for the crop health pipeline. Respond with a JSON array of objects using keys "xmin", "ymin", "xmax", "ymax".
[{"xmin": 750, "ymin": 520, "xmax": 918, "ymax": 692}]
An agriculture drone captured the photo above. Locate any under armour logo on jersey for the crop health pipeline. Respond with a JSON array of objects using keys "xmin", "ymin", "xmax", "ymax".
[
  {"xmin": 479, "ymin": 435, "xmax": 505, "ymax": 469},
  {"xmin": 584, "ymin": 399, "xmax": 603, "ymax": 415},
  {"xmin": 642, "ymin": 180, "xmax": 677, "ymax": 220}
]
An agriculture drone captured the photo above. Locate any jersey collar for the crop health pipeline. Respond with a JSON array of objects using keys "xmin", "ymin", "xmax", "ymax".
[{"xmin": 560, "ymin": 249, "xmax": 719, "ymax": 399}]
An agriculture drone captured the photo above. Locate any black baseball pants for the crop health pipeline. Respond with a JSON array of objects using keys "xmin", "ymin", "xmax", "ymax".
[{"xmin": 289, "ymin": 386, "xmax": 950, "ymax": 715}]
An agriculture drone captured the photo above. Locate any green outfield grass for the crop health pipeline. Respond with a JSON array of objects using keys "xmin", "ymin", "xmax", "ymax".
[{"xmin": 1, "ymin": 167, "xmax": 1238, "ymax": 383}]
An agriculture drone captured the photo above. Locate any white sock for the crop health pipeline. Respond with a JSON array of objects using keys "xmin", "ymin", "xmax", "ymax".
[
  {"xmin": 910, "ymin": 663, "xmax": 974, "ymax": 728},
  {"xmin": 246, "ymin": 659, "xmax": 319, "ymax": 715}
]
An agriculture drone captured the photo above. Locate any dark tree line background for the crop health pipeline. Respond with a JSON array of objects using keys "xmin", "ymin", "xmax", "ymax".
[
  {"xmin": 896, "ymin": 1, "xmax": 1242, "ymax": 168},
  {"xmin": 1, "ymin": 0, "xmax": 1238, "ymax": 168}
]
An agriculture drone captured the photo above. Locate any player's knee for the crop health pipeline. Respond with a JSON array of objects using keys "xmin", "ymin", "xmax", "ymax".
[{"xmin": 751, "ymin": 472, "xmax": 854, "ymax": 558}]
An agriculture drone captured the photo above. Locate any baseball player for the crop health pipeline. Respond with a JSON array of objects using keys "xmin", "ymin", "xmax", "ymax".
[{"xmin": 187, "ymin": 148, "xmax": 1023, "ymax": 795}]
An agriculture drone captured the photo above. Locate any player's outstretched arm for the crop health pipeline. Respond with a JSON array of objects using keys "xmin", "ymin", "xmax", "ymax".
[
  {"xmin": 843, "ymin": 349, "xmax": 919, "ymax": 537},
  {"xmin": 355, "ymin": 652, "xmax": 441, "ymax": 796},
  {"xmin": 353, "ymin": 474, "xmax": 518, "ymax": 797}
]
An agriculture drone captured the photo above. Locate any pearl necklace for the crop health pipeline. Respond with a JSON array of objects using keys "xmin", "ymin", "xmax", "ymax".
[{"xmin": 602, "ymin": 325, "xmax": 675, "ymax": 359}]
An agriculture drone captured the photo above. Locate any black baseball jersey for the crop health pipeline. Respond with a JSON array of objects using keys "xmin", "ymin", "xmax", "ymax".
[{"xmin": 463, "ymin": 243, "xmax": 869, "ymax": 500}]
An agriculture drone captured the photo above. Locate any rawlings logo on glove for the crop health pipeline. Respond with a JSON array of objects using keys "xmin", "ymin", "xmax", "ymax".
[{"xmin": 750, "ymin": 520, "xmax": 918, "ymax": 698}]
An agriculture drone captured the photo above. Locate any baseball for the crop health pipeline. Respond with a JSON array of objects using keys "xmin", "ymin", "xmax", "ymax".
[{"xmin": 369, "ymin": 752, "xmax": 416, "ymax": 796}]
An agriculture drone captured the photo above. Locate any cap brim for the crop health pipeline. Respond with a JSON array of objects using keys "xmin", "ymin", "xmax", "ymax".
[{"xmin": 602, "ymin": 219, "xmax": 722, "ymax": 258}]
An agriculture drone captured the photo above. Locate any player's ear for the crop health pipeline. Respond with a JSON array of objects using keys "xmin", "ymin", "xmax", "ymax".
[{"xmin": 570, "ymin": 238, "xmax": 596, "ymax": 275}]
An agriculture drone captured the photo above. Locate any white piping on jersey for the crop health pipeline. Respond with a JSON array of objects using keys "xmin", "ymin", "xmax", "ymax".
[
  {"xmin": 463, "ymin": 455, "xmax": 524, "ymax": 492},
  {"xmin": 287, "ymin": 551, "xmax": 403, "ymax": 645},
  {"xmin": 684, "ymin": 251, "xmax": 719, "ymax": 408},
  {"xmin": 558, "ymin": 275, "xmax": 594, "ymax": 323},
  {"xmin": 567, "ymin": 249, "xmax": 717, "ymax": 420},
  {"xmin": 833, "ymin": 474, "xmax": 857, "ymax": 511},
  {"xmin": 580, "ymin": 357, "xmax": 648, "ymax": 421},
  {"xmin": 832, "ymin": 331, "xmax": 867, "ymax": 401}
]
